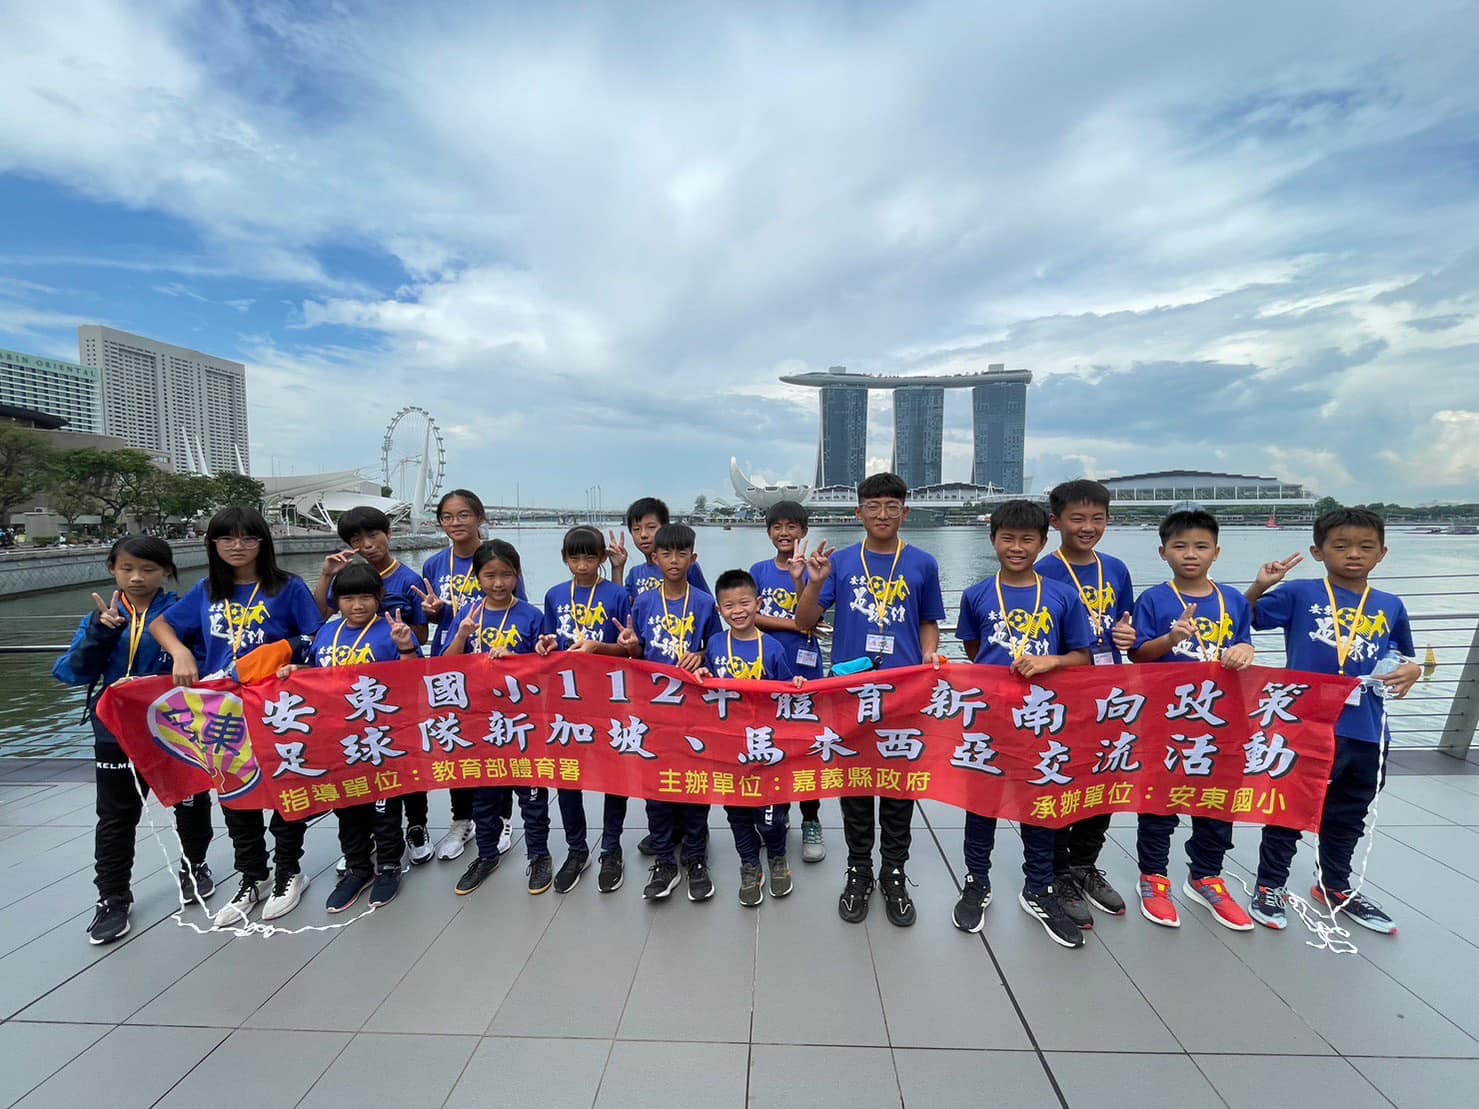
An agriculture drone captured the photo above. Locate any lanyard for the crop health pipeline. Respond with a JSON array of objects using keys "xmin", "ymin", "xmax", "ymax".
[
  {"xmin": 330, "ymin": 615, "xmax": 379, "ymax": 665},
  {"xmin": 448, "ymin": 555, "xmax": 475, "ymax": 618},
  {"xmin": 1324, "ymin": 579, "xmax": 1372, "ymax": 675},
  {"xmin": 725, "ymin": 630, "xmax": 764, "ymax": 677},
  {"xmin": 861, "ymin": 540, "xmax": 905, "ymax": 631},
  {"xmin": 659, "ymin": 586, "xmax": 692, "ymax": 655},
  {"xmin": 476, "ymin": 603, "xmax": 515, "ymax": 654},
  {"xmin": 225, "ymin": 583, "xmax": 262, "ymax": 660},
  {"xmin": 121, "ymin": 596, "xmax": 149, "ymax": 677},
  {"xmin": 1168, "ymin": 581, "xmax": 1226, "ymax": 661},
  {"xmin": 1054, "ymin": 550, "xmax": 1107, "ymax": 643},
  {"xmin": 994, "ymin": 573, "xmax": 1043, "ymax": 660},
  {"xmin": 569, "ymin": 580, "xmax": 598, "ymax": 642},
  {"xmin": 379, "ymin": 558, "xmax": 401, "ymax": 579}
]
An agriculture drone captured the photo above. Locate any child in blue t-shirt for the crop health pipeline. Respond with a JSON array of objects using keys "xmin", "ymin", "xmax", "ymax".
[
  {"xmin": 445, "ymin": 539, "xmax": 559, "ymax": 898},
  {"xmin": 618, "ymin": 523, "xmax": 722, "ymax": 903},
  {"xmin": 749, "ymin": 499, "xmax": 829, "ymax": 863},
  {"xmin": 542, "ymin": 526, "xmax": 633, "ymax": 896},
  {"xmin": 152, "ymin": 508, "xmax": 323, "ymax": 930},
  {"xmin": 1130, "ymin": 508, "xmax": 1256, "ymax": 933},
  {"xmin": 1036, "ymin": 479, "xmax": 1138, "ymax": 924},
  {"xmin": 1244, "ymin": 508, "xmax": 1419, "ymax": 934},
  {"xmin": 954, "ymin": 500, "xmax": 1095, "ymax": 949},
  {"xmin": 611, "ymin": 496, "xmax": 710, "ymax": 600},
  {"xmin": 796, "ymin": 472, "xmax": 946, "ymax": 930}
]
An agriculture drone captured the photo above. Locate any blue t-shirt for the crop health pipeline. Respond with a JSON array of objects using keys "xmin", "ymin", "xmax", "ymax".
[
  {"xmin": 1254, "ymin": 579, "xmax": 1415, "ymax": 743},
  {"xmin": 420, "ymin": 548, "xmax": 527, "ymax": 656},
  {"xmin": 957, "ymin": 574, "xmax": 1096, "ymax": 666},
  {"xmin": 630, "ymin": 585, "xmax": 722, "ymax": 665},
  {"xmin": 308, "ymin": 616, "xmax": 402, "ymax": 668},
  {"xmin": 162, "ymin": 577, "xmax": 322, "ymax": 676},
  {"xmin": 543, "ymin": 579, "xmax": 631, "ymax": 650},
  {"xmin": 463, "ymin": 601, "xmax": 546, "ymax": 656},
  {"xmin": 625, "ymin": 561, "xmax": 709, "ymax": 601},
  {"xmin": 704, "ymin": 630, "xmax": 795, "ymax": 681},
  {"xmin": 328, "ymin": 560, "xmax": 427, "ymax": 628},
  {"xmin": 815, "ymin": 542, "xmax": 946, "ymax": 670},
  {"xmin": 1133, "ymin": 581, "xmax": 1252, "ymax": 664},
  {"xmin": 749, "ymin": 558, "xmax": 824, "ymax": 679},
  {"xmin": 1035, "ymin": 550, "xmax": 1135, "ymax": 662}
]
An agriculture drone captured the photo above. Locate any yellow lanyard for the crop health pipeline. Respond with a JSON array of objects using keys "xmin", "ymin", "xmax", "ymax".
[
  {"xmin": 995, "ymin": 573, "xmax": 1043, "ymax": 661},
  {"xmin": 225, "ymin": 583, "xmax": 262, "ymax": 660},
  {"xmin": 1324, "ymin": 579, "xmax": 1372, "ymax": 675},
  {"xmin": 448, "ymin": 555, "xmax": 475, "ymax": 618},
  {"xmin": 1054, "ymin": 550, "xmax": 1107, "ymax": 643},
  {"xmin": 725, "ymin": 629, "xmax": 764, "ymax": 677},
  {"xmin": 659, "ymin": 586, "xmax": 692, "ymax": 655},
  {"xmin": 121, "ymin": 596, "xmax": 148, "ymax": 677},
  {"xmin": 330, "ymin": 614, "xmax": 379, "ymax": 665},
  {"xmin": 476, "ymin": 603, "xmax": 515, "ymax": 654},
  {"xmin": 861, "ymin": 540, "xmax": 905, "ymax": 632},
  {"xmin": 569, "ymin": 580, "xmax": 598, "ymax": 642},
  {"xmin": 1169, "ymin": 580, "xmax": 1227, "ymax": 661},
  {"xmin": 379, "ymin": 558, "xmax": 401, "ymax": 579}
]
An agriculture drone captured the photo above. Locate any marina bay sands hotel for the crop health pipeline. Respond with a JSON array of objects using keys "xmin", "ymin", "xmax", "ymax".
[{"xmin": 779, "ymin": 364, "xmax": 1032, "ymax": 493}]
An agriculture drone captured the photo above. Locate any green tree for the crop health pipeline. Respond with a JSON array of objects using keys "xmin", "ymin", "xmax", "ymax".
[
  {"xmin": 210, "ymin": 472, "xmax": 267, "ymax": 510},
  {"xmin": 49, "ymin": 483, "xmax": 100, "ymax": 533},
  {"xmin": 50, "ymin": 448, "xmax": 156, "ymax": 532},
  {"xmin": 1312, "ymin": 496, "xmax": 1342, "ymax": 516},
  {"xmin": 139, "ymin": 471, "xmax": 216, "ymax": 530},
  {"xmin": 0, "ymin": 425, "xmax": 55, "ymax": 525}
]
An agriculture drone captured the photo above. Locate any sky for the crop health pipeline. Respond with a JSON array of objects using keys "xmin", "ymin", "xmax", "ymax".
[{"xmin": 1, "ymin": 0, "xmax": 1476, "ymax": 509}]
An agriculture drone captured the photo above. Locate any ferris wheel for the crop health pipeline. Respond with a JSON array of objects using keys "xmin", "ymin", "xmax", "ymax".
[{"xmin": 381, "ymin": 406, "xmax": 447, "ymax": 514}]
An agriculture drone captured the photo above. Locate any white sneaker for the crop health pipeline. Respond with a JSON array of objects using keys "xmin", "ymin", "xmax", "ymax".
[
  {"xmin": 261, "ymin": 871, "xmax": 307, "ymax": 921},
  {"xmin": 334, "ymin": 855, "xmax": 347, "ymax": 876},
  {"xmin": 435, "ymin": 819, "xmax": 474, "ymax": 860},
  {"xmin": 406, "ymin": 824, "xmax": 434, "ymax": 865},
  {"xmin": 498, "ymin": 820, "xmax": 514, "ymax": 855},
  {"xmin": 213, "ymin": 876, "xmax": 271, "ymax": 929}
]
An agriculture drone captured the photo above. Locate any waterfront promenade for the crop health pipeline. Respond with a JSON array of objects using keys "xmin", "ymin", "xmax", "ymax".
[{"xmin": 3, "ymin": 751, "xmax": 1479, "ymax": 1108}]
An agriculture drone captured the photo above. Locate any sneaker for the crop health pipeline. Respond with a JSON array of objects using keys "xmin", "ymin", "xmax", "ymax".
[
  {"xmin": 1313, "ymin": 886, "xmax": 1397, "ymax": 934},
  {"xmin": 178, "ymin": 860, "xmax": 216, "ymax": 902},
  {"xmin": 952, "ymin": 874, "xmax": 991, "ymax": 933},
  {"xmin": 370, "ymin": 868, "xmax": 401, "ymax": 907},
  {"xmin": 1137, "ymin": 873, "xmax": 1180, "ymax": 928},
  {"xmin": 879, "ymin": 866, "xmax": 916, "ymax": 927},
  {"xmin": 644, "ymin": 859, "xmax": 681, "ymax": 900},
  {"xmin": 261, "ymin": 871, "xmax": 307, "ymax": 921},
  {"xmin": 406, "ymin": 824, "xmax": 433, "ymax": 865},
  {"xmin": 638, "ymin": 833, "xmax": 657, "ymax": 857},
  {"xmin": 739, "ymin": 862, "xmax": 765, "ymax": 907},
  {"xmin": 554, "ymin": 852, "xmax": 590, "ymax": 894},
  {"xmin": 1250, "ymin": 885, "xmax": 1288, "ymax": 930},
  {"xmin": 1073, "ymin": 865, "xmax": 1126, "ymax": 915},
  {"xmin": 1019, "ymin": 886, "xmax": 1085, "ymax": 948},
  {"xmin": 436, "ymin": 819, "xmax": 475, "ymax": 861},
  {"xmin": 768, "ymin": 856, "xmax": 794, "ymax": 898},
  {"xmin": 598, "ymin": 851, "xmax": 624, "ymax": 893},
  {"xmin": 498, "ymin": 820, "xmax": 514, "ymax": 856},
  {"xmin": 455, "ymin": 855, "xmax": 501, "ymax": 895},
  {"xmin": 87, "ymin": 898, "xmax": 130, "ymax": 945},
  {"xmin": 527, "ymin": 855, "xmax": 554, "ymax": 895},
  {"xmin": 687, "ymin": 859, "xmax": 715, "ymax": 902},
  {"xmin": 326, "ymin": 872, "xmax": 371, "ymax": 914},
  {"xmin": 1054, "ymin": 870, "xmax": 1094, "ymax": 930},
  {"xmin": 213, "ymin": 876, "xmax": 271, "ymax": 929},
  {"xmin": 838, "ymin": 865, "xmax": 874, "ymax": 924},
  {"xmin": 801, "ymin": 820, "xmax": 826, "ymax": 863},
  {"xmin": 1184, "ymin": 876, "xmax": 1254, "ymax": 932},
  {"xmin": 334, "ymin": 855, "xmax": 347, "ymax": 876}
]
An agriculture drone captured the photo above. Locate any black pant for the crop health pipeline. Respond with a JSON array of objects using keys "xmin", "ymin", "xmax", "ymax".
[
  {"xmin": 94, "ymin": 741, "xmax": 212, "ymax": 903},
  {"xmin": 223, "ymin": 807, "xmax": 308, "ymax": 882},
  {"xmin": 473, "ymin": 787, "xmax": 549, "ymax": 860},
  {"xmin": 962, "ymin": 816, "xmax": 1056, "ymax": 892},
  {"xmin": 840, "ymin": 796, "xmax": 913, "ymax": 871},
  {"xmin": 1137, "ymin": 814, "xmax": 1233, "ymax": 881},
  {"xmin": 1055, "ymin": 814, "xmax": 1112, "ymax": 872},
  {"xmin": 403, "ymin": 791, "xmax": 429, "ymax": 828},
  {"xmin": 337, "ymin": 799, "xmax": 407, "ymax": 877},
  {"xmin": 450, "ymin": 786, "xmax": 476, "ymax": 822},
  {"xmin": 1258, "ymin": 736, "xmax": 1384, "ymax": 891},
  {"xmin": 557, "ymin": 789, "xmax": 627, "ymax": 856},
  {"xmin": 797, "ymin": 799, "xmax": 820, "ymax": 822},
  {"xmin": 646, "ymin": 801, "xmax": 710, "ymax": 864},
  {"xmin": 726, "ymin": 804, "xmax": 789, "ymax": 866}
]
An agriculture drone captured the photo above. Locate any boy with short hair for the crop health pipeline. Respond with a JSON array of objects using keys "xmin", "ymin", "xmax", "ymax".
[
  {"xmin": 619, "ymin": 523, "xmax": 723, "ymax": 902},
  {"xmin": 1243, "ymin": 507, "xmax": 1418, "ymax": 933},
  {"xmin": 1131, "ymin": 508, "xmax": 1257, "ymax": 931},
  {"xmin": 954, "ymin": 500, "xmax": 1095, "ymax": 948},
  {"xmin": 1036, "ymin": 479, "xmax": 1137, "ymax": 925},
  {"xmin": 612, "ymin": 496, "xmax": 710, "ymax": 599},
  {"xmin": 750, "ymin": 499, "xmax": 828, "ymax": 863},
  {"xmin": 796, "ymin": 472, "xmax": 946, "ymax": 928}
]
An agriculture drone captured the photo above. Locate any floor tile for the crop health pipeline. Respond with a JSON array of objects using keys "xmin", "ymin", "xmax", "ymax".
[
  {"xmin": 1046, "ymin": 1051, "xmax": 1224, "ymax": 1108},
  {"xmin": 595, "ymin": 1040, "xmax": 748, "ymax": 1109},
  {"xmin": 12, "ymin": 1024, "xmax": 228, "ymax": 1109},
  {"xmin": 446, "ymin": 1035, "xmax": 609, "ymax": 1109},
  {"xmin": 1352, "ymin": 1056, "xmax": 1479, "ymax": 1108},
  {"xmin": 1194, "ymin": 1053, "xmax": 1390, "ymax": 1109},
  {"xmin": 154, "ymin": 1028, "xmax": 351, "ymax": 1108},
  {"xmin": 0, "ymin": 1020, "xmax": 111, "ymax": 1106},
  {"xmin": 748, "ymin": 1044, "xmax": 899, "ymax": 1108},
  {"xmin": 297, "ymin": 1032, "xmax": 478, "ymax": 1109},
  {"xmin": 894, "ymin": 1047, "xmax": 1054, "ymax": 1107}
]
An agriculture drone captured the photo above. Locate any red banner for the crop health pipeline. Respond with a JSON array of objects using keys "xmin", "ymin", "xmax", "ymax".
[{"xmin": 96, "ymin": 655, "xmax": 1356, "ymax": 831}]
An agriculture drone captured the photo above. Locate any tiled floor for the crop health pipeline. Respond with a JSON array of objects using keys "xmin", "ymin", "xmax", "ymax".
[{"xmin": 3, "ymin": 753, "xmax": 1478, "ymax": 1107}]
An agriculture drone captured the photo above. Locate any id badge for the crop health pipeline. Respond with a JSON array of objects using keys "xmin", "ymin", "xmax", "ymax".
[
  {"xmin": 796, "ymin": 648, "xmax": 820, "ymax": 669},
  {"xmin": 865, "ymin": 633, "xmax": 895, "ymax": 655},
  {"xmin": 1092, "ymin": 651, "xmax": 1115, "ymax": 667}
]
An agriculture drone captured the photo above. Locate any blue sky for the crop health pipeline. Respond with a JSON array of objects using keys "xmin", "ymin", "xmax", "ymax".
[{"xmin": 1, "ymin": 0, "xmax": 1476, "ymax": 507}]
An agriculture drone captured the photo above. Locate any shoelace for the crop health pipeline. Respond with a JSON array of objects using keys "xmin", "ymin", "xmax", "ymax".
[{"xmin": 272, "ymin": 872, "xmax": 294, "ymax": 898}]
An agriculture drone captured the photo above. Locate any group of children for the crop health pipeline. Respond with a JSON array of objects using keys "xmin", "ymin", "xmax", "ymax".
[{"xmin": 59, "ymin": 476, "xmax": 1420, "ymax": 954}]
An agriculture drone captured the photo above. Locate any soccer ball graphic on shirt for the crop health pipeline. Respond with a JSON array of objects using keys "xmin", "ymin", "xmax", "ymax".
[{"xmin": 146, "ymin": 686, "xmax": 262, "ymax": 802}]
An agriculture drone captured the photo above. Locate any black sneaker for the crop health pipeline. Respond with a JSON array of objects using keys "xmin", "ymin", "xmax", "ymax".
[
  {"xmin": 686, "ymin": 859, "xmax": 715, "ymax": 901},
  {"xmin": 370, "ymin": 868, "xmax": 401, "ymax": 907},
  {"xmin": 1313, "ymin": 886, "xmax": 1396, "ymax": 934},
  {"xmin": 87, "ymin": 898, "xmax": 130, "ymax": 945},
  {"xmin": 1019, "ymin": 886, "xmax": 1085, "ymax": 949},
  {"xmin": 598, "ymin": 851, "xmax": 624, "ymax": 893},
  {"xmin": 455, "ymin": 855, "xmax": 500, "ymax": 895},
  {"xmin": 637, "ymin": 833, "xmax": 657, "ymax": 857},
  {"xmin": 838, "ymin": 865, "xmax": 874, "ymax": 923},
  {"xmin": 553, "ymin": 852, "xmax": 590, "ymax": 894},
  {"xmin": 952, "ymin": 874, "xmax": 991, "ymax": 933},
  {"xmin": 406, "ymin": 824, "xmax": 433, "ymax": 866},
  {"xmin": 179, "ymin": 860, "xmax": 215, "ymax": 902},
  {"xmin": 644, "ymin": 859, "xmax": 681, "ymax": 900},
  {"xmin": 527, "ymin": 855, "xmax": 554, "ymax": 895},
  {"xmin": 1249, "ymin": 885, "xmax": 1287, "ymax": 930},
  {"xmin": 326, "ymin": 872, "xmax": 372, "ymax": 913},
  {"xmin": 1054, "ymin": 870, "xmax": 1094, "ymax": 930},
  {"xmin": 1072, "ymin": 865, "xmax": 1126, "ymax": 915},
  {"xmin": 879, "ymin": 866, "xmax": 917, "ymax": 927},
  {"xmin": 738, "ymin": 862, "xmax": 764, "ymax": 907}
]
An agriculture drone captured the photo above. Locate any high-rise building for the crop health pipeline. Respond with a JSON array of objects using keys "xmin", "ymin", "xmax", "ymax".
[
  {"xmin": 0, "ymin": 347, "xmax": 103, "ymax": 434},
  {"xmin": 814, "ymin": 367, "xmax": 868, "ymax": 488},
  {"xmin": 78, "ymin": 326, "xmax": 249, "ymax": 476},
  {"xmin": 892, "ymin": 386, "xmax": 943, "ymax": 489},
  {"xmin": 972, "ymin": 367, "xmax": 1028, "ymax": 492}
]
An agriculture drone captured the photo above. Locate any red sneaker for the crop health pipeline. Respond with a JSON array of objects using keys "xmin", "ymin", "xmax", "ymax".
[
  {"xmin": 1184, "ymin": 876, "xmax": 1254, "ymax": 931},
  {"xmin": 1137, "ymin": 873, "xmax": 1179, "ymax": 928}
]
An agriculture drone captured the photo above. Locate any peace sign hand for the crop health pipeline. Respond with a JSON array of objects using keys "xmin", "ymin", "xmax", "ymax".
[
  {"xmin": 1254, "ymin": 551, "xmax": 1305, "ymax": 590},
  {"xmin": 805, "ymin": 541, "xmax": 835, "ymax": 582},
  {"xmin": 607, "ymin": 531, "xmax": 629, "ymax": 578},
  {"xmin": 1169, "ymin": 604, "xmax": 1198, "ymax": 646},
  {"xmin": 389, "ymin": 609, "xmax": 416, "ymax": 653},
  {"xmin": 92, "ymin": 591, "xmax": 126, "ymax": 629},
  {"xmin": 616, "ymin": 614, "xmax": 639, "ymax": 650},
  {"xmin": 413, "ymin": 577, "xmax": 446, "ymax": 619},
  {"xmin": 787, "ymin": 539, "xmax": 809, "ymax": 585}
]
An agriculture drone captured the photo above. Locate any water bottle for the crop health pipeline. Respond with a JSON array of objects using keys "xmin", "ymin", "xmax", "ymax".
[{"xmin": 1367, "ymin": 649, "xmax": 1406, "ymax": 697}]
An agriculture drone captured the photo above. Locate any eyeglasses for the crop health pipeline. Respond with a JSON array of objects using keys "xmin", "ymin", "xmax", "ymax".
[
  {"xmin": 439, "ymin": 512, "xmax": 478, "ymax": 523},
  {"xmin": 213, "ymin": 536, "xmax": 262, "ymax": 549},
  {"xmin": 860, "ymin": 501, "xmax": 905, "ymax": 518}
]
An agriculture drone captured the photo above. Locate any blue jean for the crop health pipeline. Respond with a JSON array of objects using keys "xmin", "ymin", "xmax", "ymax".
[
  {"xmin": 557, "ymin": 789, "xmax": 628, "ymax": 856},
  {"xmin": 645, "ymin": 801, "xmax": 709, "ymax": 864},
  {"xmin": 1258, "ymin": 735, "xmax": 1383, "ymax": 891},
  {"xmin": 963, "ymin": 815, "xmax": 1057, "ymax": 892},
  {"xmin": 725, "ymin": 804, "xmax": 789, "ymax": 866},
  {"xmin": 473, "ymin": 787, "xmax": 550, "ymax": 861},
  {"xmin": 1137, "ymin": 814, "xmax": 1233, "ymax": 880}
]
